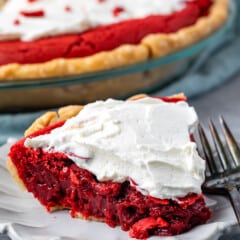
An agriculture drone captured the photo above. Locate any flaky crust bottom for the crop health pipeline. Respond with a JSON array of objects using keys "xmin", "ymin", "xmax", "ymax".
[
  {"xmin": 6, "ymin": 157, "xmax": 26, "ymax": 190},
  {"xmin": 0, "ymin": 0, "xmax": 228, "ymax": 80},
  {"xmin": 0, "ymin": 45, "xmax": 149, "ymax": 80}
]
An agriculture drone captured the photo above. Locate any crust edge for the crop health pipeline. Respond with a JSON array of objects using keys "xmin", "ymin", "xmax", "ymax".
[
  {"xmin": 142, "ymin": 0, "xmax": 228, "ymax": 57},
  {"xmin": 6, "ymin": 157, "xmax": 26, "ymax": 191}
]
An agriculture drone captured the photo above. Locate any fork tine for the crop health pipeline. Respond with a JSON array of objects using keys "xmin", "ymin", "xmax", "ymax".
[
  {"xmin": 219, "ymin": 116, "xmax": 240, "ymax": 167},
  {"xmin": 209, "ymin": 119, "xmax": 231, "ymax": 171},
  {"xmin": 227, "ymin": 187, "xmax": 240, "ymax": 225},
  {"xmin": 198, "ymin": 124, "xmax": 218, "ymax": 174},
  {"xmin": 200, "ymin": 119, "xmax": 240, "ymax": 225}
]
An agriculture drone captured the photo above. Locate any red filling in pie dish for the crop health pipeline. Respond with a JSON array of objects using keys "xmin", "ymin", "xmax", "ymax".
[
  {"xmin": 0, "ymin": 0, "xmax": 212, "ymax": 66},
  {"xmin": 8, "ymin": 97, "xmax": 211, "ymax": 239}
]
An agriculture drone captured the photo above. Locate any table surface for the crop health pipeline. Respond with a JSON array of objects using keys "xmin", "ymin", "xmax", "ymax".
[{"xmin": 1, "ymin": 73, "xmax": 240, "ymax": 240}]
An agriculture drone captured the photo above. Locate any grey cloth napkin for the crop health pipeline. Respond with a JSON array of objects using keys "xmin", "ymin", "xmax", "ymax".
[{"xmin": 0, "ymin": 1, "xmax": 239, "ymax": 145}]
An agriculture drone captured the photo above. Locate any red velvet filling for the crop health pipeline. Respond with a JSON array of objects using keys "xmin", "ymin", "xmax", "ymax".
[
  {"xmin": 0, "ymin": 0, "xmax": 212, "ymax": 66},
  {"xmin": 9, "ymin": 97, "xmax": 211, "ymax": 238}
]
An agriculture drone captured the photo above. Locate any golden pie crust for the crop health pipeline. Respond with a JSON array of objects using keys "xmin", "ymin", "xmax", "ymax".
[{"xmin": 0, "ymin": 0, "xmax": 228, "ymax": 80}]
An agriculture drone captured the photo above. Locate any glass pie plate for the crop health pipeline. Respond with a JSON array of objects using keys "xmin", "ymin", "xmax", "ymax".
[{"xmin": 0, "ymin": 1, "xmax": 236, "ymax": 112}]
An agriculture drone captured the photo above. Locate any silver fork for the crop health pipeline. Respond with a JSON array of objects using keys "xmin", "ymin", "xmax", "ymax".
[{"xmin": 197, "ymin": 116, "xmax": 240, "ymax": 224}]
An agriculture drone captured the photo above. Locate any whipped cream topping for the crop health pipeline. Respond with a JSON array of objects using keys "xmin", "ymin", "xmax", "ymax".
[
  {"xmin": 25, "ymin": 97, "xmax": 206, "ymax": 199},
  {"xmin": 0, "ymin": 0, "xmax": 191, "ymax": 41}
]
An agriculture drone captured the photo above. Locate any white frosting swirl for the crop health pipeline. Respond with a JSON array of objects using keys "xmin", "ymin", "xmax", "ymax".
[
  {"xmin": 0, "ymin": 0, "xmax": 190, "ymax": 41},
  {"xmin": 25, "ymin": 97, "xmax": 205, "ymax": 199}
]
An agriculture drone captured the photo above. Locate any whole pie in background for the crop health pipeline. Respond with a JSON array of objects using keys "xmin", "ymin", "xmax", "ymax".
[{"xmin": 0, "ymin": 0, "xmax": 228, "ymax": 80}]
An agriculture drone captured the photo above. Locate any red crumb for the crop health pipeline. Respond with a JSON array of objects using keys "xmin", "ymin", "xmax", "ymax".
[{"xmin": 20, "ymin": 10, "xmax": 45, "ymax": 17}]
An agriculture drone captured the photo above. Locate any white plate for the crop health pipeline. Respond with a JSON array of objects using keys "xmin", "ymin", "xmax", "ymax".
[{"xmin": 0, "ymin": 143, "xmax": 237, "ymax": 240}]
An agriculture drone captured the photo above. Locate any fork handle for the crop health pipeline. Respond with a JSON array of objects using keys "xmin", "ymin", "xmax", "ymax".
[{"xmin": 226, "ymin": 186, "xmax": 240, "ymax": 224}]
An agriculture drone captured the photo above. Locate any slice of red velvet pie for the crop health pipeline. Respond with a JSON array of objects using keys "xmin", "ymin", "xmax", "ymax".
[
  {"xmin": 7, "ymin": 94, "xmax": 211, "ymax": 239},
  {"xmin": 0, "ymin": 0, "xmax": 228, "ymax": 80}
]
